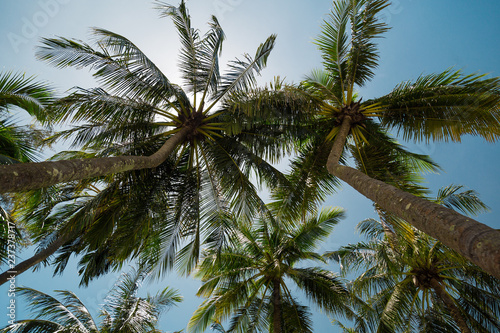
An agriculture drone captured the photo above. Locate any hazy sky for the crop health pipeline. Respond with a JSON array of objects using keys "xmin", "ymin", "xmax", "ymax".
[{"xmin": 1, "ymin": 0, "xmax": 500, "ymax": 331}]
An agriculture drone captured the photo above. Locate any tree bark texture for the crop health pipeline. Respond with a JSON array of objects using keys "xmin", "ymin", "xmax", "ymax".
[
  {"xmin": 430, "ymin": 278, "xmax": 471, "ymax": 333},
  {"xmin": 272, "ymin": 278, "xmax": 282, "ymax": 333},
  {"xmin": 326, "ymin": 115, "xmax": 352, "ymax": 166},
  {"xmin": 326, "ymin": 118, "xmax": 500, "ymax": 279},
  {"xmin": 0, "ymin": 127, "xmax": 191, "ymax": 193},
  {"xmin": 0, "ymin": 232, "xmax": 72, "ymax": 285},
  {"xmin": 328, "ymin": 163, "xmax": 500, "ymax": 279}
]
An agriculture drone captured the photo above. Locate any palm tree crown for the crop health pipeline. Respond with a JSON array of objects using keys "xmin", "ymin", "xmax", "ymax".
[
  {"xmin": 0, "ymin": 268, "xmax": 183, "ymax": 333},
  {"xmin": 328, "ymin": 186, "xmax": 500, "ymax": 333},
  {"xmin": 0, "ymin": 0, "xmax": 298, "ymax": 285},
  {"xmin": 188, "ymin": 205, "xmax": 353, "ymax": 333},
  {"xmin": 237, "ymin": 0, "xmax": 500, "ymax": 278},
  {"xmin": 0, "ymin": 0, "xmax": 290, "ymax": 195}
]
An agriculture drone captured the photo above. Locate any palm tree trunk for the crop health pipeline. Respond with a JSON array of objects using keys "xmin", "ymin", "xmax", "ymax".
[
  {"xmin": 0, "ymin": 232, "xmax": 72, "ymax": 285},
  {"xmin": 326, "ymin": 117, "xmax": 500, "ymax": 279},
  {"xmin": 326, "ymin": 115, "xmax": 352, "ymax": 167},
  {"xmin": 272, "ymin": 279, "xmax": 282, "ymax": 333},
  {"xmin": 0, "ymin": 127, "xmax": 191, "ymax": 194},
  {"xmin": 430, "ymin": 278, "xmax": 471, "ymax": 333}
]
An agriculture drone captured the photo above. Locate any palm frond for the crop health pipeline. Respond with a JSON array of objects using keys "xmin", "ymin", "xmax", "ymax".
[
  {"xmin": 156, "ymin": 0, "xmax": 202, "ymax": 97},
  {"xmin": 287, "ymin": 207, "xmax": 345, "ymax": 256},
  {"xmin": 0, "ymin": 118, "xmax": 46, "ymax": 163},
  {"xmin": 347, "ymin": 0, "xmax": 390, "ymax": 87},
  {"xmin": 315, "ymin": 0, "xmax": 350, "ymax": 97},
  {"xmin": 288, "ymin": 267, "xmax": 352, "ymax": 317},
  {"xmin": 0, "ymin": 71, "xmax": 53, "ymax": 123},
  {"xmin": 198, "ymin": 16, "xmax": 225, "ymax": 103},
  {"xmin": 210, "ymin": 34, "xmax": 276, "ymax": 109},
  {"xmin": 435, "ymin": 184, "xmax": 490, "ymax": 216},
  {"xmin": 14, "ymin": 287, "xmax": 92, "ymax": 330},
  {"xmin": 374, "ymin": 69, "xmax": 500, "ymax": 142},
  {"xmin": 91, "ymin": 28, "xmax": 177, "ymax": 102},
  {"xmin": 303, "ymin": 69, "xmax": 344, "ymax": 106},
  {"xmin": 269, "ymin": 140, "xmax": 340, "ymax": 222},
  {"xmin": 36, "ymin": 35, "xmax": 179, "ymax": 105}
]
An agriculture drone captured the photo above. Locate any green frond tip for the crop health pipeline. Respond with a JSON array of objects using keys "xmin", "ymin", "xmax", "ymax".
[{"xmin": 188, "ymin": 204, "xmax": 352, "ymax": 333}]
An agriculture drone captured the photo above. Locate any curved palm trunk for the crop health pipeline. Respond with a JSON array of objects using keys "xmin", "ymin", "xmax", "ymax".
[
  {"xmin": 272, "ymin": 279, "xmax": 282, "ymax": 333},
  {"xmin": 0, "ymin": 232, "xmax": 72, "ymax": 285},
  {"xmin": 326, "ymin": 117, "xmax": 500, "ymax": 279},
  {"xmin": 430, "ymin": 278, "xmax": 471, "ymax": 333},
  {"xmin": 0, "ymin": 127, "xmax": 191, "ymax": 193}
]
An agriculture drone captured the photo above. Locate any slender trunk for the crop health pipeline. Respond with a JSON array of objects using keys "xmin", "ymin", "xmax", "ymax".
[
  {"xmin": 0, "ymin": 232, "xmax": 72, "ymax": 285},
  {"xmin": 430, "ymin": 278, "xmax": 471, "ymax": 333},
  {"xmin": 326, "ymin": 118, "xmax": 500, "ymax": 279},
  {"xmin": 326, "ymin": 115, "xmax": 352, "ymax": 166},
  {"xmin": 0, "ymin": 127, "xmax": 191, "ymax": 194},
  {"xmin": 272, "ymin": 279, "xmax": 282, "ymax": 333}
]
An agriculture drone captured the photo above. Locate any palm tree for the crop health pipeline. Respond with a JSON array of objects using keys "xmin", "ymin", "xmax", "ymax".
[
  {"xmin": 188, "ymin": 206, "xmax": 354, "ymax": 333},
  {"xmin": 0, "ymin": 112, "xmax": 288, "ymax": 286},
  {"xmin": 0, "ymin": 1, "xmax": 302, "ymax": 285},
  {"xmin": 0, "ymin": 0, "xmax": 288, "ymax": 194},
  {"xmin": 0, "ymin": 267, "xmax": 183, "ymax": 333},
  {"xmin": 0, "ymin": 82, "xmax": 298, "ymax": 284},
  {"xmin": 328, "ymin": 186, "xmax": 500, "ymax": 333},
  {"xmin": 251, "ymin": 0, "xmax": 500, "ymax": 278}
]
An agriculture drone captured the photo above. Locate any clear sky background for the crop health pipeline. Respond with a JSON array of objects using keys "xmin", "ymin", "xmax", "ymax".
[{"xmin": 1, "ymin": 0, "xmax": 500, "ymax": 331}]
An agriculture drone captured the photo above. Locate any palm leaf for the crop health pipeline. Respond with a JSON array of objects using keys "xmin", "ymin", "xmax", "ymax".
[
  {"xmin": 0, "ymin": 72, "xmax": 53, "ymax": 122},
  {"xmin": 347, "ymin": 0, "xmax": 390, "ymax": 87},
  {"xmin": 210, "ymin": 34, "xmax": 276, "ymax": 109},
  {"xmin": 0, "ymin": 117, "xmax": 46, "ymax": 163},
  {"xmin": 315, "ymin": 0, "xmax": 350, "ymax": 99},
  {"xmin": 435, "ymin": 184, "xmax": 490, "ymax": 216},
  {"xmin": 156, "ymin": 0, "xmax": 203, "ymax": 97},
  {"xmin": 0, "ymin": 319, "xmax": 65, "ymax": 333},
  {"xmin": 14, "ymin": 287, "xmax": 93, "ymax": 330},
  {"xmin": 374, "ymin": 69, "xmax": 500, "ymax": 142},
  {"xmin": 36, "ymin": 35, "xmax": 179, "ymax": 106},
  {"xmin": 198, "ymin": 16, "xmax": 225, "ymax": 104}
]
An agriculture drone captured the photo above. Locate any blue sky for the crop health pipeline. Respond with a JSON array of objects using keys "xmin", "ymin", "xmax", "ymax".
[{"xmin": 1, "ymin": 0, "xmax": 500, "ymax": 331}]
